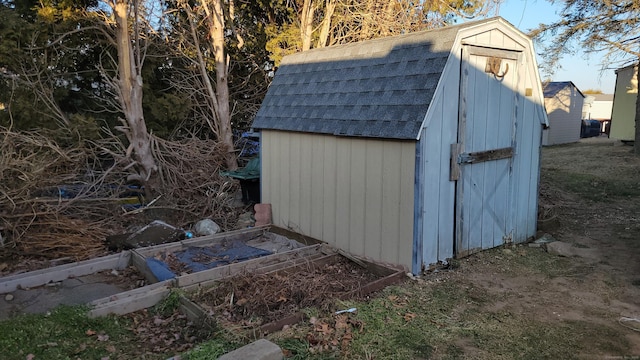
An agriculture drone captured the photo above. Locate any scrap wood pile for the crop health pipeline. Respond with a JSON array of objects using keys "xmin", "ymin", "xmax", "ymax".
[
  {"xmin": 0, "ymin": 127, "xmax": 242, "ymax": 267},
  {"xmin": 192, "ymin": 257, "xmax": 381, "ymax": 327}
]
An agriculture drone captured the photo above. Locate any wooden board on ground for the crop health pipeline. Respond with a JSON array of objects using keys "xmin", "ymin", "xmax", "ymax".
[{"xmin": 0, "ymin": 251, "xmax": 131, "ymax": 294}]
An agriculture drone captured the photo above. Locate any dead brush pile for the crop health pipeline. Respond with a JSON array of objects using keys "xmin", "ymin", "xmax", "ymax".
[
  {"xmin": 0, "ymin": 128, "xmax": 241, "ymax": 266},
  {"xmin": 192, "ymin": 258, "xmax": 381, "ymax": 327}
]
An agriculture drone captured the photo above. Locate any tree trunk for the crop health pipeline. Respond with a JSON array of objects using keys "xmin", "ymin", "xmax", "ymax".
[
  {"xmin": 635, "ymin": 64, "xmax": 640, "ymax": 155},
  {"xmin": 203, "ymin": 0, "xmax": 238, "ymax": 170},
  {"xmin": 316, "ymin": 0, "xmax": 335, "ymax": 48},
  {"xmin": 301, "ymin": 0, "xmax": 314, "ymax": 51},
  {"xmin": 113, "ymin": 0, "xmax": 157, "ymax": 182},
  {"xmin": 185, "ymin": 2, "xmax": 221, "ymax": 136}
]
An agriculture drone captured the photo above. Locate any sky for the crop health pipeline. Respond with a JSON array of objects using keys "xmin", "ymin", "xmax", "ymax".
[{"xmin": 491, "ymin": 0, "xmax": 617, "ymax": 94}]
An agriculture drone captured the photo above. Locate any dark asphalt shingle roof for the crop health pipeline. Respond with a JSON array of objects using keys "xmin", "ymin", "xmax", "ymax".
[{"xmin": 253, "ymin": 19, "xmax": 502, "ymax": 140}]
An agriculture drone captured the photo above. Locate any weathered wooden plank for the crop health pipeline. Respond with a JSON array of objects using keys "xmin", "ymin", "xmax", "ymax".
[
  {"xmin": 0, "ymin": 252, "xmax": 131, "ymax": 294},
  {"xmin": 176, "ymin": 244, "xmax": 324, "ymax": 289},
  {"xmin": 252, "ymin": 252, "xmax": 328, "ymax": 275},
  {"xmin": 130, "ymin": 249, "xmax": 158, "ymax": 283},
  {"xmin": 463, "ymin": 44, "xmax": 521, "ymax": 59},
  {"xmin": 89, "ymin": 279, "xmax": 175, "ymax": 307},
  {"xmin": 135, "ymin": 227, "xmax": 268, "ymax": 256},
  {"xmin": 340, "ymin": 269, "xmax": 405, "ymax": 299},
  {"xmin": 438, "ymin": 66, "xmax": 460, "ymax": 264},
  {"xmin": 459, "ymin": 147, "xmax": 513, "ymax": 164},
  {"xmin": 179, "ymin": 296, "xmax": 215, "ymax": 328},
  {"xmin": 267, "ymin": 226, "xmax": 324, "ymax": 246},
  {"xmin": 263, "ymin": 254, "xmax": 340, "ymax": 276},
  {"xmin": 450, "ymin": 143, "xmax": 462, "ymax": 181},
  {"xmin": 337, "ymin": 249, "xmax": 401, "ymax": 278},
  {"xmin": 88, "ymin": 285, "xmax": 172, "ymax": 318},
  {"xmin": 180, "ymin": 250, "xmax": 330, "ymax": 292}
]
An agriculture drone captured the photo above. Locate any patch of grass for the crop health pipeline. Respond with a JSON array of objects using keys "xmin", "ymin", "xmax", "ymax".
[
  {"xmin": 481, "ymin": 246, "xmax": 574, "ymax": 279},
  {"xmin": 152, "ymin": 288, "xmax": 183, "ymax": 317},
  {"xmin": 275, "ymin": 338, "xmax": 338, "ymax": 360},
  {"xmin": 345, "ymin": 281, "xmax": 477, "ymax": 360},
  {"xmin": 0, "ymin": 305, "xmax": 136, "ymax": 360},
  {"xmin": 543, "ymin": 169, "xmax": 640, "ymax": 201},
  {"xmin": 183, "ymin": 336, "xmax": 240, "ymax": 360}
]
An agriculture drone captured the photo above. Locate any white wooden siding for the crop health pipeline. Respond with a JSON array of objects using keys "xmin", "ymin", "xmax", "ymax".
[
  {"xmin": 461, "ymin": 28, "xmax": 524, "ymax": 51},
  {"xmin": 418, "ymin": 22, "xmax": 545, "ymax": 267},
  {"xmin": 510, "ymin": 54, "xmax": 543, "ymax": 243},
  {"xmin": 261, "ymin": 130, "xmax": 416, "ymax": 269},
  {"xmin": 543, "ymin": 86, "xmax": 583, "ymax": 145}
]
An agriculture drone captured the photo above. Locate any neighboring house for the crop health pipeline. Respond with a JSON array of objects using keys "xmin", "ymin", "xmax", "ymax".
[
  {"xmin": 542, "ymin": 81, "xmax": 584, "ymax": 145},
  {"xmin": 252, "ymin": 17, "xmax": 548, "ymax": 273},
  {"xmin": 583, "ymin": 93, "xmax": 614, "ymax": 134},
  {"xmin": 610, "ymin": 63, "xmax": 638, "ymax": 141}
]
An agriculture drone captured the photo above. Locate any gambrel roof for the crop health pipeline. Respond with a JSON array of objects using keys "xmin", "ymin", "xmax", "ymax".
[{"xmin": 252, "ymin": 18, "xmax": 502, "ymax": 140}]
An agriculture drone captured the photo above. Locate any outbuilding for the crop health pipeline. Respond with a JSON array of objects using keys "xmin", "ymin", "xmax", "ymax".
[
  {"xmin": 542, "ymin": 81, "xmax": 584, "ymax": 145},
  {"xmin": 252, "ymin": 17, "xmax": 548, "ymax": 273},
  {"xmin": 610, "ymin": 63, "xmax": 638, "ymax": 141}
]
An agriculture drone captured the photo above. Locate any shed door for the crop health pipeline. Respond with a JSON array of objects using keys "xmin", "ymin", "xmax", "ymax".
[{"xmin": 453, "ymin": 45, "xmax": 522, "ymax": 257}]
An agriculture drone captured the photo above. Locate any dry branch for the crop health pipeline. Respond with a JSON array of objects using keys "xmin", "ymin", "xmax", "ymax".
[{"xmin": 0, "ymin": 128, "xmax": 242, "ymax": 264}]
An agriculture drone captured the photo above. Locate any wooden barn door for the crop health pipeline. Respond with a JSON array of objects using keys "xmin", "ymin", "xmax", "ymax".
[{"xmin": 452, "ymin": 45, "xmax": 522, "ymax": 257}]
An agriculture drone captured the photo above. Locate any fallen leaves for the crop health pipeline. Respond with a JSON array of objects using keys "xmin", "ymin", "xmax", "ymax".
[
  {"xmin": 85, "ymin": 329, "xmax": 109, "ymax": 342},
  {"xmin": 403, "ymin": 312, "xmax": 417, "ymax": 322},
  {"xmin": 304, "ymin": 313, "xmax": 364, "ymax": 356},
  {"xmin": 193, "ymin": 258, "xmax": 380, "ymax": 327},
  {"xmin": 123, "ymin": 308, "xmax": 212, "ymax": 355}
]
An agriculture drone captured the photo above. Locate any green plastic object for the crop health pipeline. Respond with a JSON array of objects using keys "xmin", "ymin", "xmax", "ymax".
[{"xmin": 221, "ymin": 157, "xmax": 260, "ymax": 180}]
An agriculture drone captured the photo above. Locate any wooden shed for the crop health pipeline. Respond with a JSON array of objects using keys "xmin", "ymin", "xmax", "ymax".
[
  {"xmin": 610, "ymin": 63, "xmax": 638, "ymax": 141},
  {"xmin": 542, "ymin": 81, "xmax": 584, "ymax": 145},
  {"xmin": 252, "ymin": 17, "xmax": 548, "ymax": 273}
]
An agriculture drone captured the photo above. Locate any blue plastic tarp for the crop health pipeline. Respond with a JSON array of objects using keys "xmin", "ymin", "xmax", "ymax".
[{"xmin": 146, "ymin": 241, "xmax": 272, "ymax": 281}]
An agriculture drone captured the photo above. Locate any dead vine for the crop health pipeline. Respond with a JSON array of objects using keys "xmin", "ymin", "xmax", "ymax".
[{"xmin": 0, "ymin": 128, "xmax": 242, "ymax": 264}]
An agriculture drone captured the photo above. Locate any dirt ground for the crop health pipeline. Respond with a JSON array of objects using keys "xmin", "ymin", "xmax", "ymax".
[{"xmin": 430, "ymin": 137, "xmax": 640, "ymax": 357}]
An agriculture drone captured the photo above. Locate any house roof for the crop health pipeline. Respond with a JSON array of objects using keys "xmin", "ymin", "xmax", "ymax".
[
  {"xmin": 543, "ymin": 81, "xmax": 585, "ymax": 99},
  {"xmin": 252, "ymin": 17, "xmax": 510, "ymax": 140},
  {"xmin": 615, "ymin": 62, "xmax": 638, "ymax": 74},
  {"xmin": 592, "ymin": 94, "xmax": 613, "ymax": 101}
]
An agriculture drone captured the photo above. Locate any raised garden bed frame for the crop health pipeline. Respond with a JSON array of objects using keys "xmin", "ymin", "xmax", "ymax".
[{"xmin": 0, "ymin": 226, "xmax": 405, "ymax": 322}]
